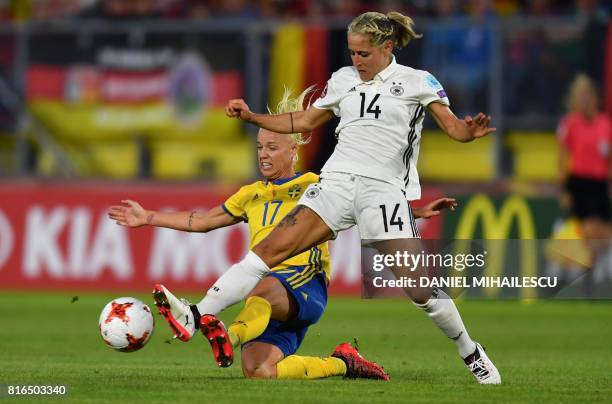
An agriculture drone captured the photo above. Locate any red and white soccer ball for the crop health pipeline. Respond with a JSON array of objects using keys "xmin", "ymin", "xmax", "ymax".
[{"xmin": 98, "ymin": 297, "xmax": 154, "ymax": 352}]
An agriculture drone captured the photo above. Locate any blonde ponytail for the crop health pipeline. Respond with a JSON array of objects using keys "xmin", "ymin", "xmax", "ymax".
[
  {"xmin": 348, "ymin": 11, "xmax": 422, "ymax": 49},
  {"xmin": 386, "ymin": 11, "xmax": 422, "ymax": 49},
  {"xmin": 267, "ymin": 86, "xmax": 316, "ymax": 146}
]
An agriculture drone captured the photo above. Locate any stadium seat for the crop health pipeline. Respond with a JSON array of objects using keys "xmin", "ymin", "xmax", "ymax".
[
  {"xmin": 38, "ymin": 139, "xmax": 139, "ymax": 178},
  {"xmin": 418, "ymin": 130, "xmax": 494, "ymax": 181},
  {"xmin": 30, "ymin": 100, "xmax": 253, "ymax": 180},
  {"xmin": 150, "ymin": 137, "xmax": 254, "ymax": 182},
  {"xmin": 0, "ymin": 134, "xmax": 17, "ymax": 174},
  {"xmin": 506, "ymin": 132, "xmax": 558, "ymax": 182},
  {"xmin": 29, "ymin": 102, "xmax": 242, "ymax": 142}
]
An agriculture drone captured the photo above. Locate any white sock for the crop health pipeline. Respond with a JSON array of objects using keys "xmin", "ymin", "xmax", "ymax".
[
  {"xmin": 414, "ymin": 288, "xmax": 476, "ymax": 358},
  {"xmin": 196, "ymin": 251, "xmax": 270, "ymax": 315}
]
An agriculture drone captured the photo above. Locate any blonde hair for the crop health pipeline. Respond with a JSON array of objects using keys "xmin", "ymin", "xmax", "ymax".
[
  {"xmin": 566, "ymin": 73, "xmax": 598, "ymax": 113},
  {"xmin": 267, "ymin": 85, "xmax": 316, "ymax": 146},
  {"xmin": 347, "ymin": 11, "xmax": 422, "ymax": 49}
]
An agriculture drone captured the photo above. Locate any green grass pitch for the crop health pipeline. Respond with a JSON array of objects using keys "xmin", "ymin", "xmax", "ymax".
[{"xmin": 1, "ymin": 292, "xmax": 611, "ymax": 403}]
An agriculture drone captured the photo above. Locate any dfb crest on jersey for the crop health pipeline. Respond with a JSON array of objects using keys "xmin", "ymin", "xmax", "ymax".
[
  {"xmin": 305, "ymin": 185, "xmax": 320, "ymax": 199},
  {"xmin": 390, "ymin": 82, "xmax": 404, "ymax": 96}
]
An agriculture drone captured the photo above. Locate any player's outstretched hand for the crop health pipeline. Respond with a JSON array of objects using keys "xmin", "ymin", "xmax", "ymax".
[
  {"xmin": 464, "ymin": 112, "xmax": 496, "ymax": 139},
  {"xmin": 225, "ymin": 99, "xmax": 253, "ymax": 121},
  {"xmin": 418, "ymin": 197, "xmax": 458, "ymax": 219},
  {"xmin": 108, "ymin": 199, "xmax": 148, "ymax": 227}
]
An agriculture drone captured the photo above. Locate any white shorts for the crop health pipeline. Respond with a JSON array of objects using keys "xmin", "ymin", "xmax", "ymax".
[{"xmin": 298, "ymin": 172, "xmax": 420, "ymax": 243}]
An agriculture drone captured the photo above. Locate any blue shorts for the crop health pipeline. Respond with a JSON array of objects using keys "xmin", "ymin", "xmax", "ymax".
[{"xmin": 247, "ymin": 267, "xmax": 328, "ymax": 357}]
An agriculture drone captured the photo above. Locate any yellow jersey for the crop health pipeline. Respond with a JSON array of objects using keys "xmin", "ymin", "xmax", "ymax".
[{"xmin": 222, "ymin": 172, "xmax": 331, "ymax": 283}]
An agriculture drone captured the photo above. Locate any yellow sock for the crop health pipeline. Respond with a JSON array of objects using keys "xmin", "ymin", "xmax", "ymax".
[
  {"xmin": 276, "ymin": 355, "xmax": 347, "ymax": 379},
  {"xmin": 228, "ymin": 296, "xmax": 272, "ymax": 347}
]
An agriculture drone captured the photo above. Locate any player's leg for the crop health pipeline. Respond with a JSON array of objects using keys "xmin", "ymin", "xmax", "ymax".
[
  {"xmin": 241, "ymin": 341, "xmax": 284, "ymax": 378},
  {"xmin": 254, "ymin": 205, "xmax": 334, "ymax": 269},
  {"xmin": 240, "ymin": 283, "xmax": 388, "ymax": 380},
  {"xmin": 228, "ymin": 275, "xmax": 298, "ymax": 347},
  {"xmin": 371, "ymin": 236, "xmax": 501, "ymax": 383},
  {"xmin": 195, "ymin": 177, "xmax": 353, "ymax": 317},
  {"xmin": 199, "ymin": 275, "xmax": 298, "ymax": 367},
  {"xmin": 356, "ymin": 177, "xmax": 436, "ymax": 304},
  {"xmin": 241, "ymin": 340, "xmax": 351, "ymax": 380},
  {"xmin": 152, "ymin": 207, "xmax": 331, "ymax": 343},
  {"xmin": 357, "ymin": 177, "xmax": 500, "ymax": 384},
  {"xmin": 203, "ymin": 267, "xmax": 326, "ymax": 368},
  {"xmin": 154, "ymin": 179, "xmax": 349, "ymax": 343},
  {"xmin": 374, "ymin": 238, "xmax": 475, "ymax": 349},
  {"xmin": 238, "ymin": 277, "xmax": 336, "ymax": 380},
  {"xmin": 375, "ymin": 237, "xmax": 500, "ymax": 384},
  {"xmin": 194, "ymin": 205, "xmax": 333, "ymax": 316},
  {"xmin": 242, "ymin": 341, "xmax": 389, "ymax": 380},
  {"xmin": 569, "ymin": 178, "xmax": 611, "ymax": 293},
  {"xmin": 578, "ymin": 177, "xmax": 611, "ymax": 251}
]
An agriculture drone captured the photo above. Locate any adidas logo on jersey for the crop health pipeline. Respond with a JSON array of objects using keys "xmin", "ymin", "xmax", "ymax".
[
  {"xmin": 348, "ymin": 86, "xmax": 356, "ymax": 93},
  {"xmin": 252, "ymin": 193, "xmax": 260, "ymax": 201}
]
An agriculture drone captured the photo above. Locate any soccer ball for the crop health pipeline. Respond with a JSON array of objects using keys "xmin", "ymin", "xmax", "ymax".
[{"xmin": 98, "ymin": 297, "xmax": 154, "ymax": 352}]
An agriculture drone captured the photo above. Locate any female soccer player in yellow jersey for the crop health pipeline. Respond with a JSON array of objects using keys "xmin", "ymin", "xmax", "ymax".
[{"xmin": 110, "ymin": 87, "xmax": 455, "ymax": 380}]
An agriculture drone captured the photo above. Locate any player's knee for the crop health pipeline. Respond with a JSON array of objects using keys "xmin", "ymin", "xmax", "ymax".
[
  {"xmin": 253, "ymin": 237, "xmax": 293, "ymax": 266},
  {"xmin": 406, "ymin": 287, "xmax": 433, "ymax": 305},
  {"xmin": 252, "ymin": 365, "xmax": 276, "ymax": 379},
  {"xmin": 411, "ymin": 295, "xmax": 429, "ymax": 305},
  {"xmin": 243, "ymin": 362, "xmax": 276, "ymax": 379}
]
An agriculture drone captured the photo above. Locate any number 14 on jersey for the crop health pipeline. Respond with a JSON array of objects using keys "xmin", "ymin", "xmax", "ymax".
[{"xmin": 359, "ymin": 93, "xmax": 381, "ymax": 119}]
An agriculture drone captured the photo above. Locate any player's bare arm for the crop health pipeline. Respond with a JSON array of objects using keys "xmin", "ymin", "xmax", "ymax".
[
  {"xmin": 427, "ymin": 102, "xmax": 496, "ymax": 143},
  {"xmin": 108, "ymin": 200, "xmax": 239, "ymax": 232},
  {"xmin": 226, "ymin": 99, "xmax": 334, "ymax": 133},
  {"xmin": 412, "ymin": 197, "xmax": 457, "ymax": 219}
]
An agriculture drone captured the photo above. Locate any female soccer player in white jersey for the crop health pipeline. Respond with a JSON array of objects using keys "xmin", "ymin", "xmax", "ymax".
[{"xmin": 150, "ymin": 11, "xmax": 501, "ymax": 384}]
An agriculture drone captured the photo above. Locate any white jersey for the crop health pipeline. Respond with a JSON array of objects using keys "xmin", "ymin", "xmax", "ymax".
[{"xmin": 313, "ymin": 56, "xmax": 450, "ymax": 200}]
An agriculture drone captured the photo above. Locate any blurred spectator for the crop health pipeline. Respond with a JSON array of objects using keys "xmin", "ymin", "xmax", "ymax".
[
  {"xmin": 209, "ymin": 0, "xmax": 258, "ymax": 19},
  {"xmin": 0, "ymin": 0, "xmax": 29, "ymax": 21},
  {"xmin": 2, "ymin": 0, "xmax": 609, "ymax": 22},
  {"xmin": 575, "ymin": 0, "xmax": 609, "ymax": 18},
  {"xmin": 31, "ymin": 0, "xmax": 94, "ymax": 20},
  {"xmin": 493, "ymin": 0, "xmax": 522, "ymax": 16},
  {"xmin": 326, "ymin": 0, "xmax": 364, "ymax": 18},
  {"xmin": 422, "ymin": 0, "xmax": 494, "ymax": 115},
  {"xmin": 432, "ymin": 0, "xmax": 461, "ymax": 17},
  {"xmin": 504, "ymin": 0, "xmax": 609, "ymax": 118},
  {"xmin": 503, "ymin": 15, "xmax": 576, "ymax": 118},
  {"xmin": 558, "ymin": 73, "xmax": 611, "ymax": 242},
  {"xmin": 575, "ymin": 0, "xmax": 609, "ymax": 87},
  {"xmin": 183, "ymin": 0, "xmax": 210, "ymax": 19},
  {"xmin": 525, "ymin": 0, "xmax": 553, "ymax": 16},
  {"xmin": 78, "ymin": 0, "xmax": 167, "ymax": 19}
]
